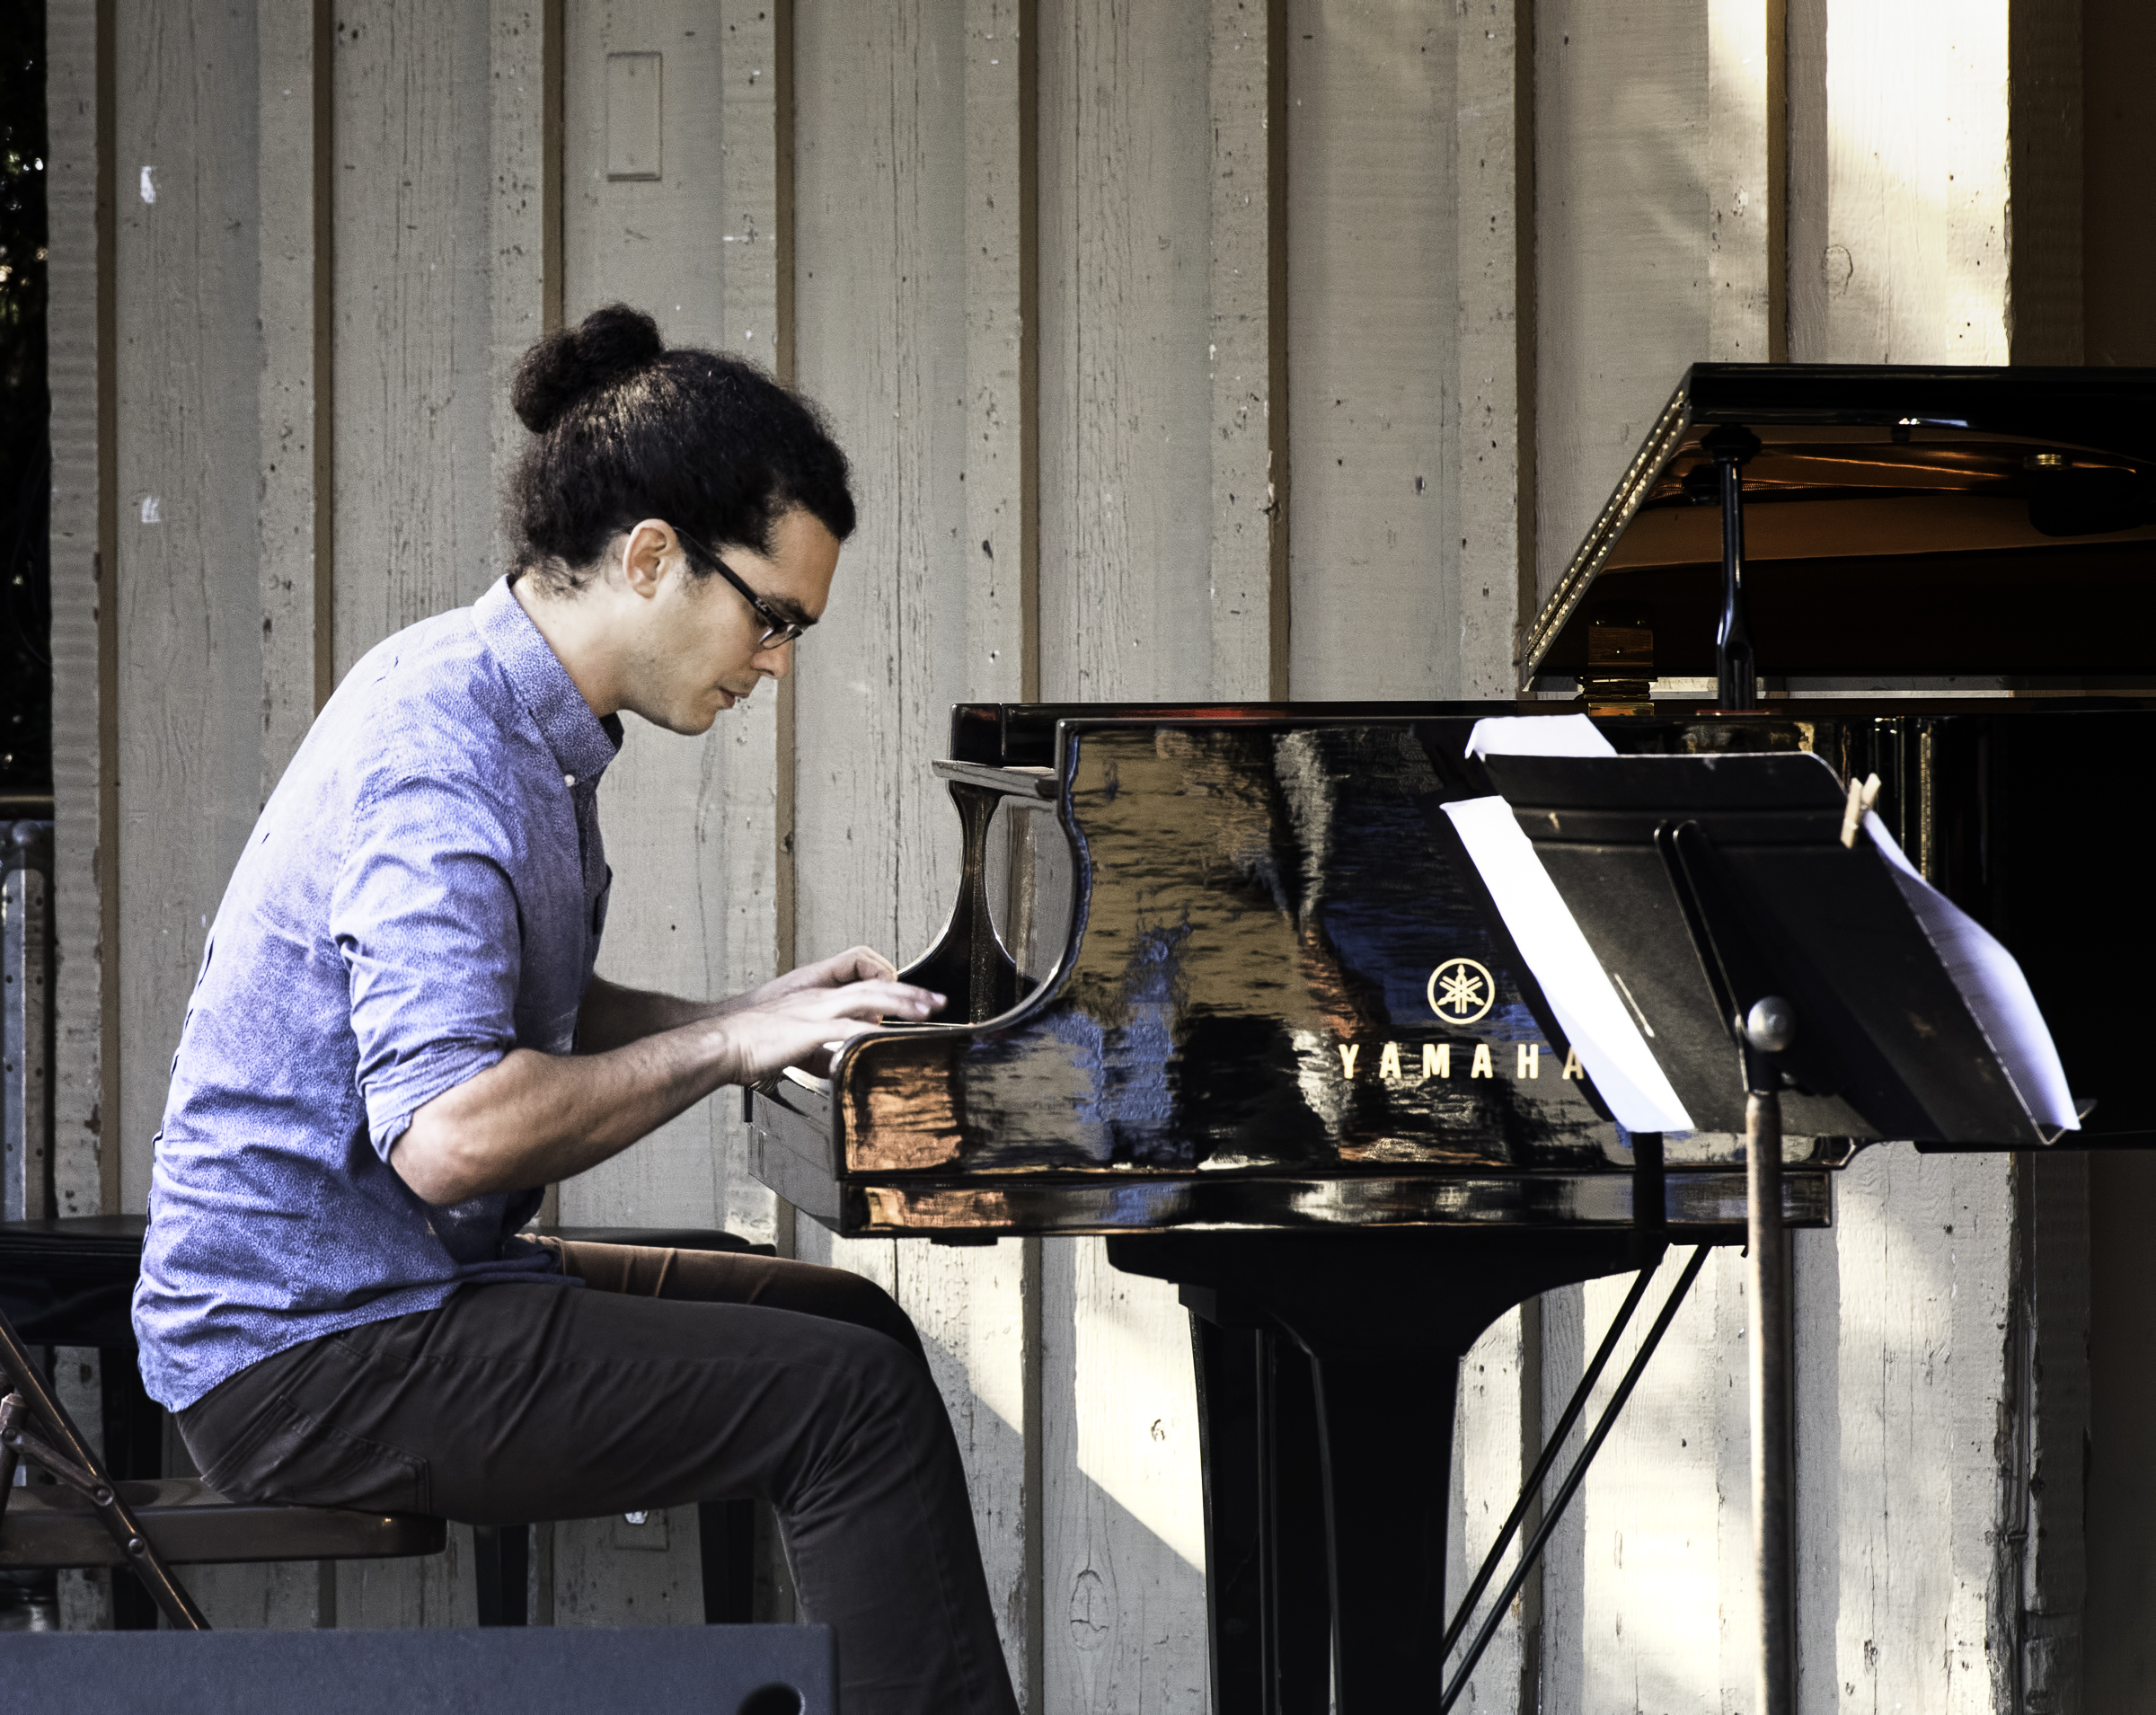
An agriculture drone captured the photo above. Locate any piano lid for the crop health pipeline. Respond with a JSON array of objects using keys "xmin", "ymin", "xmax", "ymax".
[{"xmin": 1521, "ymin": 363, "xmax": 2156, "ymax": 689}]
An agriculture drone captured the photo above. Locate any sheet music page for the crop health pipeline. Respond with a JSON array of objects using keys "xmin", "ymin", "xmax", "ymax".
[
  {"xmin": 1465, "ymin": 713, "xmax": 1617, "ymax": 760},
  {"xmin": 1441, "ymin": 793, "xmax": 1695, "ymax": 1136},
  {"xmin": 1863, "ymin": 811, "xmax": 2080, "ymax": 1134}
]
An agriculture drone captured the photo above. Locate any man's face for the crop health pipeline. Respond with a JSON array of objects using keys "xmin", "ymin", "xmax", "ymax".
[{"xmin": 629, "ymin": 507, "xmax": 841, "ymax": 735}]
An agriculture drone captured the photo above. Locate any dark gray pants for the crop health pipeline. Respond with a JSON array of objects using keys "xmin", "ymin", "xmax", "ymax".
[{"xmin": 175, "ymin": 1242, "xmax": 1021, "ymax": 1715}]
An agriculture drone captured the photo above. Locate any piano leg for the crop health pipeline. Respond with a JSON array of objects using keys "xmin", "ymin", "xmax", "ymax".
[
  {"xmin": 1188, "ymin": 1311, "xmax": 1331, "ymax": 1715},
  {"xmin": 1189, "ymin": 1315, "xmax": 1267, "ymax": 1715},
  {"xmin": 1112, "ymin": 1230, "xmax": 1642, "ymax": 1715},
  {"xmin": 1260, "ymin": 1330, "xmax": 1331, "ymax": 1714},
  {"xmin": 1303, "ymin": 1348, "xmax": 1460, "ymax": 1710}
]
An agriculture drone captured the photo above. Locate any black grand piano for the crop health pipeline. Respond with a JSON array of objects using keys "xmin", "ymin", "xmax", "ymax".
[{"xmin": 747, "ymin": 365, "xmax": 2156, "ymax": 1712}]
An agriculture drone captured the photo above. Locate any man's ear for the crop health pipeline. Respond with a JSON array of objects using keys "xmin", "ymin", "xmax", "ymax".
[{"xmin": 619, "ymin": 520, "xmax": 675, "ymax": 599}]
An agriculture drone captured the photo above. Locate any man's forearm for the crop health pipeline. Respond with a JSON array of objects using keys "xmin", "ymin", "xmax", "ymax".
[
  {"xmin": 398, "ymin": 959, "xmax": 941, "ymax": 1208},
  {"xmin": 395, "ymin": 1017, "xmax": 736, "ymax": 1203},
  {"xmin": 574, "ymin": 974, "xmax": 724, "ymax": 1053}
]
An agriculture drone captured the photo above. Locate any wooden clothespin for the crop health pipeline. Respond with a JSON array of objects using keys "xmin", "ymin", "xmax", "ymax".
[{"xmin": 1839, "ymin": 772, "xmax": 1882, "ymax": 848}]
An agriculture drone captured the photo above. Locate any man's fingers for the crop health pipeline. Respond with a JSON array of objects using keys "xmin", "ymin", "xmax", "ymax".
[
  {"xmin": 725, "ymin": 981, "xmax": 945, "ymax": 1090},
  {"xmin": 829, "ymin": 943, "xmax": 899, "ymax": 985},
  {"xmin": 803, "ymin": 978, "xmax": 944, "ymax": 1021},
  {"xmin": 757, "ymin": 979, "xmax": 943, "ymax": 1023}
]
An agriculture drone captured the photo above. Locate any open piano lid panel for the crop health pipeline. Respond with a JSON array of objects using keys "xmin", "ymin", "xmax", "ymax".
[{"xmin": 1522, "ymin": 362, "xmax": 2156, "ymax": 687}]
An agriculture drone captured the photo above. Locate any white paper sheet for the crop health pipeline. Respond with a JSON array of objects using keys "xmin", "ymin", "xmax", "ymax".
[
  {"xmin": 1465, "ymin": 713, "xmax": 1618, "ymax": 761},
  {"xmin": 1442, "ymin": 794, "xmax": 1695, "ymax": 1136},
  {"xmin": 1863, "ymin": 811, "xmax": 2079, "ymax": 1134}
]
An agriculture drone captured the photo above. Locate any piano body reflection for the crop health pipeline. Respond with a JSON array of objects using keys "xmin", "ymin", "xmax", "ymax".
[{"xmin": 747, "ymin": 364, "xmax": 2156, "ymax": 1714}]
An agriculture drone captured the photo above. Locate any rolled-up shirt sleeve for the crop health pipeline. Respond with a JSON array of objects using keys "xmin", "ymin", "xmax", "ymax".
[{"xmin": 332, "ymin": 771, "xmax": 525, "ymax": 1159}]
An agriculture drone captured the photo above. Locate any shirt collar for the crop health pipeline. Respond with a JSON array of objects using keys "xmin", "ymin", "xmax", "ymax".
[{"xmin": 473, "ymin": 576, "xmax": 624, "ymax": 784}]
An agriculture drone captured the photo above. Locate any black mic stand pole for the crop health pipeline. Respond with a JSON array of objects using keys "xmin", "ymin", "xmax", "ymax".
[{"xmin": 1742, "ymin": 995, "xmax": 1796, "ymax": 1715}]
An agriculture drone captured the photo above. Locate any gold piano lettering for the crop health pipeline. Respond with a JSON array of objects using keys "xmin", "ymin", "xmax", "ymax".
[
  {"xmin": 1563, "ymin": 1047, "xmax": 1584, "ymax": 1079},
  {"xmin": 1471, "ymin": 1043, "xmax": 1494, "ymax": 1079},
  {"xmin": 1378, "ymin": 1041, "xmax": 1402, "ymax": 1081},
  {"xmin": 1516, "ymin": 1044, "xmax": 1539, "ymax": 1079},
  {"xmin": 1423, "ymin": 1042, "xmax": 1450, "ymax": 1080},
  {"xmin": 1338, "ymin": 1043, "xmax": 1361, "ymax": 1078}
]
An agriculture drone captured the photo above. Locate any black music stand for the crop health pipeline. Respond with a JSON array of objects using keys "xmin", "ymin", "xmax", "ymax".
[{"xmin": 1478, "ymin": 744, "xmax": 2081, "ymax": 1715}]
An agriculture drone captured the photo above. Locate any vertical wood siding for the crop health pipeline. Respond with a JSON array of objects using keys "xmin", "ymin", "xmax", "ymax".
[
  {"xmin": 1038, "ymin": 0, "xmax": 1214, "ymax": 704},
  {"xmin": 1532, "ymin": 0, "xmax": 1710, "ymax": 612},
  {"xmin": 1455, "ymin": 0, "xmax": 1533, "ymax": 701},
  {"xmin": 1447, "ymin": 1306, "xmax": 1535, "ymax": 1711},
  {"xmin": 1818, "ymin": 2, "xmax": 2012, "ymax": 367},
  {"xmin": 1529, "ymin": 13, "xmax": 1793, "ymax": 1706},
  {"xmin": 331, "ymin": 0, "xmax": 497, "ymax": 669},
  {"xmin": 788, "ymin": 3, "xmax": 1038, "ymax": 1696},
  {"xmin": 560, "ymin": 0, "xmax": 735, "ymax": 1242},
  {"xmin": 489, "ymin": 0, "xmax": 557, "ymax": 567},
  {"xmin": 1207, "ymin": 0, "xmax": 1278, "ymax": 701},
  {"xmin": 1284, "ymin": 0, "xmax": 1455, "ymax": 700},
  {"xmin": 549, "ymin": 0, "xmax": 738, "ymax": 1623},
  {"xmin": 1033, "ymin": 2, "xmax": 1235, "ymax": 1707},
  {"xmin": 258, "ymin": 0, "xmax": 330, "ymax": 793},
  {"xmin": 46, "ymin": 0, "xmax": 118, "ymax": 1631},
  {"xmin": 316, "ymin": 0, "xmax": 502, "ymax": 1630},
  {"xmin": 964, "ymin": 0, "xmax": 1034, "ymax": 707},
  {"xmin": 1797, "ymin": 14, "xmax": 2025, "ymax": 1708},
  {"xmin": 113, "ymin": 0, "xmax": 268, "ymax": 1214},
  {"xmin": 47, "ymin": 0, "xmax": 114, "ymax": 1222}
]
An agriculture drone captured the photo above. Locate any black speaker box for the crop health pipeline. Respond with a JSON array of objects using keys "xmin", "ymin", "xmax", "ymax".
[{"xmin": 0, "ymin": 1622, "xmax": 835, "ymax": 1713}]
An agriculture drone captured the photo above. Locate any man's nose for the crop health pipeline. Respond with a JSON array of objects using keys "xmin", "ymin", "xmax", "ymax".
[{"xmin": 753, "ymin": 640, "xmax": 794, "ymax": 680}]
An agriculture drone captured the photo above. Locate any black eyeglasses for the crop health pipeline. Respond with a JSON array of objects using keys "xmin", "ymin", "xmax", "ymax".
[{"xmin": 675, "ymin": 528, "xmax": 809, "ymax": 649}]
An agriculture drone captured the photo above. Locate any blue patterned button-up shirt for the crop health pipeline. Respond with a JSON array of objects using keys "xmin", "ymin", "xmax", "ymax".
[{"xmin": 135, "ymin": 577, "xmax": 617, "ymax": 1410}]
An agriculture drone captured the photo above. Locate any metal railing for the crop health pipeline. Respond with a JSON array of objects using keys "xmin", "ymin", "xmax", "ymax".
[{"xmin": 2, "ymin": 819, "xmax": 53, "ymax": 1224}]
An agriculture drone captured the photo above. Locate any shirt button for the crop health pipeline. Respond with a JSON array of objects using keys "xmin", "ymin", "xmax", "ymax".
[{"xmin": 563, "ymin": 773, "xmax": 577, "ymax": 787}]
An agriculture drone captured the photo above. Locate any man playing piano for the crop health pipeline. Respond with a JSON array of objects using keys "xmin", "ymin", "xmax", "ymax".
[{"xmin": 132, "ymin": 305, "xmax": 1019, "ymax": 1715}]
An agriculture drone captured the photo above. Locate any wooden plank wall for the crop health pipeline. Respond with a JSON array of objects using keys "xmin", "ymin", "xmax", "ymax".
[
  {"xmin": 47, "ymin": 0, "xmax": 115, "ymax": 1229},
  {"xmin": 325, "ymin": 0, "xmax": 500, "ymax": 1633},
  {"xmin": 1533, "ymin": 9, "xmax": 1766, "ymax": 1708},
  {"xmin": 1285, "ymin": 1, "xmax": 1453, "ymax": 700},
  {"xmin": 47, "ymin": 0, "xmax": 2096, "ymax": 1705},
  {"xmin": 551, "ymin": 0, "xmax": 742, "ymax": 1623},
  {"xmin": 46, "ymin": 0, "xmax": 119, "ymax": 1633},
  {"xmin": 110, "ymin": 0, "xmax": 267, "ymax": 1221},
  {"xmin": 1535, "ymin": 6, "xmax": 2072, "ymax": 1714},
  {"xmin": 1033, "ymin": 2, "xmax": 1215, "ymax": 1705},
  {"xmin": 788, "ymin": 1, "xmax": 1037, "ymax": 1695}
]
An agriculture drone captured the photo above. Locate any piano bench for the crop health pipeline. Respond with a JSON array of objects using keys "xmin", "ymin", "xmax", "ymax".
[
  {"xmin": 0, "ymin": 1476, "xmax": 446, "ymax": 1569},
  {"xmin": 0, "ymin": 1217, "xmax": 775, "ymax": 1629}
]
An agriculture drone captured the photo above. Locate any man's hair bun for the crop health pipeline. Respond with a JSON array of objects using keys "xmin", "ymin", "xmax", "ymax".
[
  {"xmin": 505, "ymin": 303, "xmax": 855, "ymax": 594},
  {"xmin": 512, "ymin": 303, "xmax": 666, "ymax": 434}
]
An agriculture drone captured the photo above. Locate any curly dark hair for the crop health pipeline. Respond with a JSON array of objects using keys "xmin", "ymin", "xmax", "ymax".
[{"xmin": 506, "ymin": 304, "xmax": 855, "ymax": 594}]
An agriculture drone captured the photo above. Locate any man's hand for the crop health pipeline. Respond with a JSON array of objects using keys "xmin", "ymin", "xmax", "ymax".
[
  {"xmin": 729, "ymin": 944, "xmax": 902, "ymax": 1012},
  {"xmin": 394, "ymin": 958, "xmax": 944, "ymax": 1207},
  {"xmin": 577, "ymin": 945, "xmax": 906, "ymax": 1051},
  {"xmin": 716, "ymin": 970, "xmax": 944, "ymax": 1086}
]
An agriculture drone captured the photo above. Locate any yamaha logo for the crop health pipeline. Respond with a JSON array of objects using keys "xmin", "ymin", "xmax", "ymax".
[{"xmin": 1427, "ymin": 957, "xmax": 1497, "ymax": 1025}]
